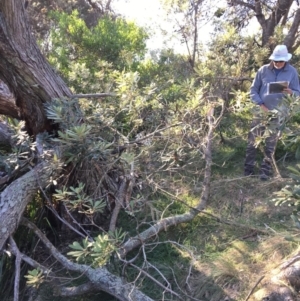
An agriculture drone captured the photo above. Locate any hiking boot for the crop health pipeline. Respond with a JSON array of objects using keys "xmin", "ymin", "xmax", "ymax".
[
  {"xmin": 244, "ymin": 170, "xmax": 254, "ymax": 177},
  {"xmin": 259, "ymin": 173, "xmax": 269, "ymax": 181}
]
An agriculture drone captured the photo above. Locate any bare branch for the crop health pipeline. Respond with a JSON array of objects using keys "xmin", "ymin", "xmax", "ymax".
[
  {"xmin": 8, "ymin": 237, "xmax": 52, "ymax": 275},
  {"xmin": 229, "ymin": 0, "xmax": 255, "ymax": 11},
  {"xmin": 109, "ymin": 175, "xmax": 132, "ymax": 232},
  {"xmin": 70, "ymin": 93, "xmax": 116, "ymax": 99},
  {"xmin": 20, "ymin": 218, "xmax": 155, "ymax": 301},
  {"xmin": 120, "ymin": 101, "xmax": 223, "ymax": 257},
  {"xmin": 59, "ymin": 282, "xmax": 97, "ymax": 297},
  {"xmin": 284, "ymin": 7, "xmax": 300, "ymax": 48},
  {"xmin": 9, "ymin": 237, "xmax": 21, "ymax": 301},
  {"xmin": 129, "ymin": 262, "xmax": 185, "ymax": 301}
]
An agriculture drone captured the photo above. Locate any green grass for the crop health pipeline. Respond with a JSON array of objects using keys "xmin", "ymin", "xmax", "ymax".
[{"xmin": 130, "ymin": 134, "xmax": 300, "ymax": 301}]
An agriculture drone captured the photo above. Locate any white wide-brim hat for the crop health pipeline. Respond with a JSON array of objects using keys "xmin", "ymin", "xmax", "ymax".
[{"xmin": 269, "ymin": 45, "xmax": 292, "ymax": 61}]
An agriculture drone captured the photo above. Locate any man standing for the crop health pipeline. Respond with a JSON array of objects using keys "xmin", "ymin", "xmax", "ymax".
[{"xmin": 244, "ymin": 45, "xmax": 300, "ymax": 180}]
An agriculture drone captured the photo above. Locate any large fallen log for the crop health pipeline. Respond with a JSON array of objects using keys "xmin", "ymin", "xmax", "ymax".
[{"xmin": 0, "ymin": 160, "xmax": 56, "ymax": 250}]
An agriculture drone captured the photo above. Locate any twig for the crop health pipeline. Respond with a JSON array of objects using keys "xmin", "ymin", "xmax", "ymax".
[
  {"xmin": 8, "ymin": 238, "xmax": 51, "ymax": 275},
  {"xmin": 60, "ymin": 203, "xmax": 93, "ymax": 240},
  {"xmin": 129, "ymin": 262, "xmax": 184, "ymax": 300},
  {"xmin": 271, "ymin": 133, "xmax": 282, "ymax": 178},
  {"xmin": 109, "ymin": 176, "xmax": 131, "ymax": 232},
  {"xmin": 141, "ymin": 245, "xmax": 172, "ymax": 291},
  {"xmin": 145, "ymin": 240, "xmax": 200, "ymax": 300},
  {"xmin": 9, "ymin": 237, "xmax": 22, "ymax": 301},
  {"xmin": 244, "ymin": 275, "xmax": 265, "ymax": 301},
  {"xmin": 70, "ymin": 93, "xmax": 116, "ymax": 99},
  {"xmin": 20, "ymin": 218, "xmax": 155, "ymax": 301},
  {"xmin": 264, "ymin": 223, "xmax": 277, "ymax": 233},
  {"xmin": 36, "ymin": 173, "xmax": 93, "ymax": 240}
]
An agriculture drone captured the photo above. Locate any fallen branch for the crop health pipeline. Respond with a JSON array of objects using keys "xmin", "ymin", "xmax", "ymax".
[
  {"xmin": 251, "ymin": 251, "xmax": 300, "ymax": 300},
  {"xmin": 59, "ymin": 282, "xmax": 97, "ymax": 297},
  {"xmin": 119, "ymin": 101, "xmax": 224, "ymax": 257},
  {"xmin": 0, "ymin": 160, "xmax": 57, "ymax": 250},
  {"xmin": 21, "ymin": 218, "xmax": 155, "ymax": 301},
  {"xmin": 9, "ymin": 237, "xmax": 21, "ymax": 301}
]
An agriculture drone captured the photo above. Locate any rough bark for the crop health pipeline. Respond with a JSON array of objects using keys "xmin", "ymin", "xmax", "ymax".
[
  {"xmin": 0, "ymin": 80, "xmax": 20, "ymax": 119},
  {"xmin": 0, "ymin": 161, "xmax": 55, "ymax": 250},
  {"xmin": 0, "ymin": 121, "xmax": 13, "ymax": 151},
  {"xmin": 0, "ymin": 0, "xmax": 72, "ymax": 135}
]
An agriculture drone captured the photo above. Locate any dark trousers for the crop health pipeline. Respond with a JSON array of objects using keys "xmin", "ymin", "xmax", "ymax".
[{"xmin": 244, "ymin": 118, "xmax": 279, "ymax": 176}]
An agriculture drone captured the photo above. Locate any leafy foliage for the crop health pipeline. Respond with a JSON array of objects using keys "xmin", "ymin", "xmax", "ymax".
[
  {"xmin": 47, "ymin": 10, "xmax": 148, "ymax": 93},
  {"xmin": 68, "ymin": 230, "xmax": 126, "ymax": 267},
  {"xmin": 54, "ymin": 183, "xmax": 106, "ymax": 214},
  {"xmin": 25, "ymin": 269, "xmax": 44, "ymax": 288}
]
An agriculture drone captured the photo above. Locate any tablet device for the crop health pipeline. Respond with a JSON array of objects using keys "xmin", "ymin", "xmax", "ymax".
[{"xmin": 267, "ymin": 81, "xmax": 289, "ymax": 94}]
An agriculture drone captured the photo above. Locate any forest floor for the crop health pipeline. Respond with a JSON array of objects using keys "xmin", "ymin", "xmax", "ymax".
[
  {"xmin": 179, "ymin": 142, "xmax": 300, "ymax": 301},
  {"xmin": 11, "ymin": 141, "xmax": 300, "ymax": 301}
]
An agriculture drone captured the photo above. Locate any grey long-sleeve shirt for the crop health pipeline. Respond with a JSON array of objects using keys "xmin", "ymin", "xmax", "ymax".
[{"xmin": 250, "ymin": 62, "xmax": 300, "ymax": 109}]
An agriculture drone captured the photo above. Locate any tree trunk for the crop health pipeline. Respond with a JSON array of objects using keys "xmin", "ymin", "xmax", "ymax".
[
  {"xmin": 0, "ymin": 121, "xmax": 13, "ymax": 151},
  {"xmin": 254, "ymin": 0, "xmax": 294, "ymax": 47},
  {"xmin": 0, "ymin": 161, "xmax": 56, "ymax": 251},
  {"xmin": 0, "ymin": 0, "xmax": 72, "ymax": 135},
  {"xmin": 285, "ymin": 8, "xmax": 300, "ymax": 51},
  {"xmin": 0, "ymin": 80, "xmax": 20, "ymax": 119},
  {"xmin": 229, "ymin": 0, "xmax": 299, "ymax": 49}
]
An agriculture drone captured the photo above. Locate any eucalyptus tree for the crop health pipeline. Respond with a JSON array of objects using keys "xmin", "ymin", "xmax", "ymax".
[
  {"xmin": 161, "ymin": 0, "xmax": 214, "ymax": 68},
  {"xmin": 226, "ymin": 0, "xmax": 300, "ymax": 50}
]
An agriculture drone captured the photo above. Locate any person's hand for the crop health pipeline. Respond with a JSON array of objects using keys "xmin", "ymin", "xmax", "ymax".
[
  {"xmin": 260, "ymin": 104, "xmax": 269, "ymax": 112},
  {"xmin": 283, "ymin": 87, "xmax": 293, "ymax": 95}
]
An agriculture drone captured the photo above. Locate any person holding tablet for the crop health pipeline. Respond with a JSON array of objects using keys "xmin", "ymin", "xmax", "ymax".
[{"xmin": 244, "ymin": 44, "xmax": 300, "ymax": 180}]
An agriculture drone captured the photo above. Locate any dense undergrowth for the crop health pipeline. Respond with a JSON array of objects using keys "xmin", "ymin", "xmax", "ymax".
[{"xmin": 2, "ymin": 127, "xmax": 299, "ymax": 301}]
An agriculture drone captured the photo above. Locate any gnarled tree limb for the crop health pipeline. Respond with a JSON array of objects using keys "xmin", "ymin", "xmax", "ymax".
[
  {"xmin": 21, "ymin": 218, "xmax": 155, "ymax": 301},
  {"xmin": 0, "ymin": 160, "xmax": 56, "ymax": 250}
]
